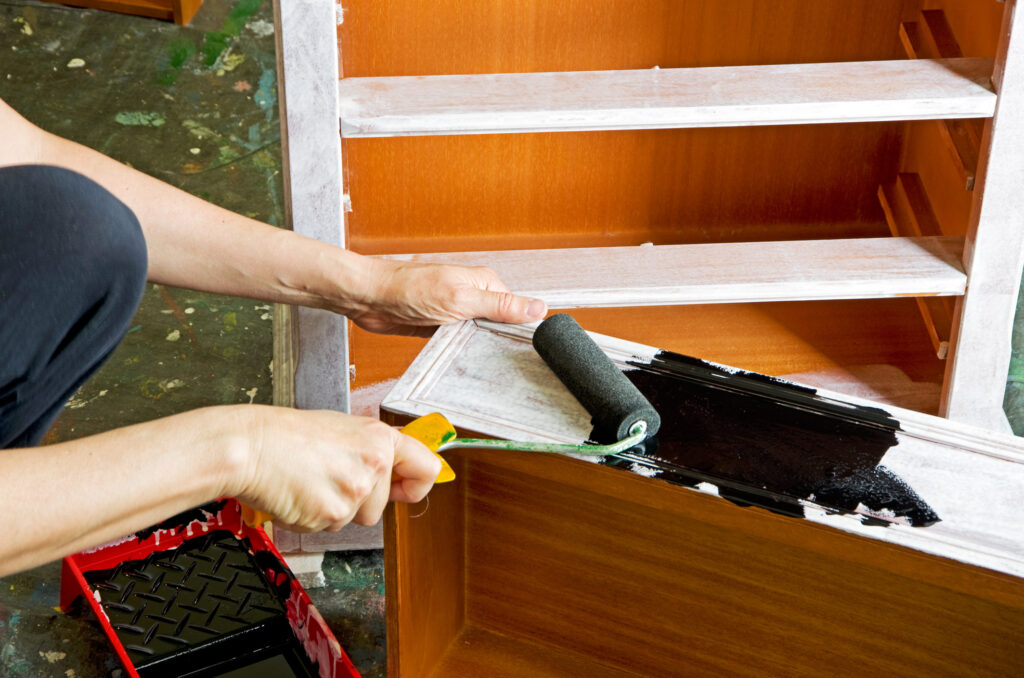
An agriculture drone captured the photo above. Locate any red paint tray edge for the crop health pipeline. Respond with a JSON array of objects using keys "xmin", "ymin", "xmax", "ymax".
[{"xmin": 59, "ymin": 498, "xmax": 360, "ymax": 678}]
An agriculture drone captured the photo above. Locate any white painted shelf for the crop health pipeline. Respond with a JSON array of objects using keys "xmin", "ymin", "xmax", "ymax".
[
  {"xmin": 380, "ymin": 236, "xmax": 966, "ymax": 308},
  {"xmin": 339, "ymin": 58, "xmax": 995, "ymax": 137}
]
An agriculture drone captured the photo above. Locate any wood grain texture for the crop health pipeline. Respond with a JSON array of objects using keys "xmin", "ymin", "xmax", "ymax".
[
  {"xmin": 380, "ymin": 425, "xmax": 1024, "ymax": 676},
  {"xmin": 460, "ymin": 451, "xmax": 1024, "ymax": 677},
  {"xmin": 339, "ymin": 59, "xmax": 995, "ymax": 138},
  {"xmin": 274, "ymin": 0, "xmax": 365, "ymax": 554},
  {"xmin": 380, "ymin": 320, "xmax": 1024, "ymax": 676},
  {"xmin": 427, "ymin": 626, "xmax": 641, "ymax": 678},
  {"xmin": 345, "ymin": 123, "xmax": 902, "ymax": 256},
  {"xmin": 900, "ymin": 8, "xmax": 989, "ymax": 191},
  {"xmin": 339, "ymin": 0, "xmax": 908, "ymax": 257},
  {"xmin": 943, "ymin": 0, "xmax": 1024, "ymax": 430},
  {"xmin": 381, "ymin": 236, "xmax": 966, "ymax": 308},
  {"xmin": 383, "ymin": 456, "xmax": 466, "ymax": 678},
  {"xmin": 338, "ymin": 0, "xmax": 908, "ymax": 77},
  {"xmin": 898, "ymin": 2, "xmax": 1001, "ymax": 232},
  {"xmin": 900, "ymin": 120, "xmax": 975, "ymax": 236},
  {"xmin": 923, "ymin": 0, "xmax": 1006, "ymax": 59}
]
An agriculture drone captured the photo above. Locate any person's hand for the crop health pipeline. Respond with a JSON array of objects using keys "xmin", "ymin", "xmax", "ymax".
[
  {"xmin": 230, "ymin": 405, "xmax": 442, "ymax": 532},
  {"xmin": 343, "ymin": 259, "xmax": 547, "ymax": 336}
]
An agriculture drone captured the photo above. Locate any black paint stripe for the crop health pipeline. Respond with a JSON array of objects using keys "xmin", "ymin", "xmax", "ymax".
[{"xmin": 594, "ymin": 350, "xmax": 939, "ymax": 527}]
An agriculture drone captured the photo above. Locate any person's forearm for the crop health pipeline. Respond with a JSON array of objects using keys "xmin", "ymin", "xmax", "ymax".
[
  {"xmin": 0, "ymin": 407, "xmax": 249, "ymax": 577},
  {"xmin": 39, "ymin": 129, "xmax": 377, "ymax": 309},
  {"xmin": 0, "ymin": 98, "xmax": 375, "ymax": 310}
]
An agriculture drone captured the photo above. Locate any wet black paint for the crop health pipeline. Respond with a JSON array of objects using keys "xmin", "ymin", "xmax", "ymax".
[
  {"xmin": 597, "ymin": 351, "xmax": 939, "ymax": 527},
  {"xmin": 84, "ymin": 530, "xmax": 316, "ymax": 678}
]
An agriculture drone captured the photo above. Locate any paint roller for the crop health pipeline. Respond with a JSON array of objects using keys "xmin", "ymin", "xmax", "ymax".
[
  {"xmin": 241, "ymin": 314, "xmax": 660, "ymax": 525},
  {"xmin": 390, "ymin": 313, "xmax": 662, "ymax": 483}
]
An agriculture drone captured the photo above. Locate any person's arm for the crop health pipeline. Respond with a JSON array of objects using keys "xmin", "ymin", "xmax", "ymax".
[
  {"xmin": 0, "ymin": 98, "xmax": 547, "ymax": 332},
  {"xmin": 0, "ymin": 405, "xmax": 440, "ymax": 577}
]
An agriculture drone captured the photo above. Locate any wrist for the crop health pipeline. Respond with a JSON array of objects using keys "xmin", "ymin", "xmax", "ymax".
[
  {"xmin": 191, "ymin": 405, "xmax": 259, "ymax": 500},
  {"xmin": 272, "ymin": 229, "xmax": 379, "ymax": 314}
]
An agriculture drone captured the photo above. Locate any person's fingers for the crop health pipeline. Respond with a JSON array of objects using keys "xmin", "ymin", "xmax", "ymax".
[
  {"xmin": 390, "ymin": 432, "xmax": 442, "ymax": 503},
  {"xmin": 353, "ymin": 472, "xmax": 392, "ymax": 526},
  {"xmin": 458, "ymin": 287, "xmax": 547, "ymax": 324}
]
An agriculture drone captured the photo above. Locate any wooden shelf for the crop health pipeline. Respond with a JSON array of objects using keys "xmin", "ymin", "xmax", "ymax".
[
  {"xmin": 878, "ymin": 175, "xmax": 957, "ymax": 359},
  {"xmin": 900, "ymin": 10, "xmax": 986, "ymax": 190},
  {"xmin": 379, "ymin": 236, "xmax": 965, "ymax": 308},
  {"xmin": 338, "ymin": 58, "xmax": 995, "ymax": 138}
]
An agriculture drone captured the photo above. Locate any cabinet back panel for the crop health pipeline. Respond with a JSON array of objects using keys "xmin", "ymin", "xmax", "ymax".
[
  {"xmin": 922, "ymin": 0, "xmax": 1004, "ymax": 58},
  {"xmin": 339, "ymin": 1, "xmax": 908, "ymax": 254},
  {"xmin": 338, "ymin": 1, "xmax": 906, "ymax": 77},
  {"xmin": 349, "ymin": 300, "xmax": 945, "ymax": 393},
  {"xmin": 346, "ymin": 124, "xmax": 901, "ymax": 255},
  {"xmin": 901, "ymin": 121, "xmax": 974, "ymax": 236}
]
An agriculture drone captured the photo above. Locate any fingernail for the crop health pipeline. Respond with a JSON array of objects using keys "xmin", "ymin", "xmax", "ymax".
[{"xmin": 526, "ymin": 298, "xmax": 546, "ymax": 319}]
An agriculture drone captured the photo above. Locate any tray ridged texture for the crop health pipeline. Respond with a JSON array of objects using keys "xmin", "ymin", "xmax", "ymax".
[{"xmin": 85, "ymin": 531, "xmax": 286, "ymax": 670}]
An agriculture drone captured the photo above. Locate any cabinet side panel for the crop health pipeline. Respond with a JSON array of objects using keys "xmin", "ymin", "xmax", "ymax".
[
  {"xmin": 462, "ymin": 453, "xmax": 1024, "ymax": 677},
  {"xmin": 384, "ymin": 459, "xmax": 467, "ymax": 678}
]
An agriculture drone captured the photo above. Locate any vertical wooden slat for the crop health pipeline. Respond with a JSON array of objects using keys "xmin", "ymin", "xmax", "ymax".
[
  {"xmin": 273, "ymin": 0, "xmax": 366, "ymax": 554},
  {"xmin": 273, "ymin": 0, "xmax": 349, "ymax": 415},
  {"xmin": 943, "ymin": 0, "xmax": 1024, "ymax": 431},
  {"xmin": 877, "ymin": 176, "xmax": 955, "ymax": 359},
  {"xmin": 902, "ymin": 8, "xmax": 986, "ymax": 190}
]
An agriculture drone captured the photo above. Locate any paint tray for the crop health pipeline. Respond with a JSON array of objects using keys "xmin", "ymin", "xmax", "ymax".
[{"xmin": 60, "ymin": 498, "xmax": 360, "ymax": 678}]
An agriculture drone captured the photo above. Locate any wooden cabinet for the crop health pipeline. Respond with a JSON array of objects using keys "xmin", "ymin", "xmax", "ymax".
[
  {"xmin": 282, "ymin": 0, "xmax": 1019, "ymax": 432},
  {"xmin": 271, "ymin": 0, "xmax": 1024, "ymax": 670}
]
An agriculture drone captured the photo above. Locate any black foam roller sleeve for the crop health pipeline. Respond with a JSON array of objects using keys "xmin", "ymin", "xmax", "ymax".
[{"xmin": 532, "ymin": 314, "xmax": 661, "ymax": 442}]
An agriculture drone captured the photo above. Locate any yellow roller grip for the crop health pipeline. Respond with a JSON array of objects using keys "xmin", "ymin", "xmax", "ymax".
[
  {"xmin": 241, "ymin": 504, "xmax": 274, "ymax": 528},
  {"xmin": 400, "ymin": 412, "xmax": 458, "ymax": 483}
]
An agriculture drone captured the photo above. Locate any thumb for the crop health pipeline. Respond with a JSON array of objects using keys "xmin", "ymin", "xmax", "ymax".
[{"xmin": 468, "ymin": 289, "xmax": 547, "ymax": 324}]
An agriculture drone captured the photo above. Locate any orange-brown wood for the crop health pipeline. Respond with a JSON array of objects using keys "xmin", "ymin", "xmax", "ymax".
[
  {"xmin": 38, "ymin": 0, "xmax": 202, "ymax": 24},
  {"xmin": 383, "ymin": 454, "xmax": 467, "ymax": 678},
  {"xmin": 349, "ymin": 4, "xmax": 1018, "ymax": 673},
  {"xmin": 878, "ymin": 175, "xmax": 956, "ymax": 358},
  {"xmin": 339, "ymin": 1, "xmax": 942, "ymax": 393},
  {"xmin": 900, "ymin": 120, "xmax": 975, "ymax": 236},
  {"xmin": 898, "ymin": 4, "xmax": 1001, "ymax": 227},
  {"xmin": 922, "ymin": 0, "xmax": 1005, "ymax": 59},
  {"xmin": 339, "ymin": 0, "xmax": 907, "ymax": 260},
  {"xmin": 345, "ymin": 124, "xmax": 900, "ymax": 256},
  {"xmin": 172, "ymin": 0, "xmax": 201, "ymax": 25},
  {"xmin": 353, "ymin": 300, "xmax": 945, "ymax": 395},
  {"xmin": 382, "ymin": 445, "xmax": 1024, "ymax": 677},
  {"xmin": 901, "ymin": 6, "xmax": 995, "ymax": 191},
  {"xmin": 338, "ymin": 1, "xmax": 906, "ymax": 78}
]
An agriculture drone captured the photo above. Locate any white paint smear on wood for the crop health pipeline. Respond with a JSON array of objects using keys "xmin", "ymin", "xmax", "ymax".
[
  {"xmin": 340, "ymin": 58, "xmax": 995, "ymax": 137},
  {"xmin": 382, "ymin": 320, "xmax": 1024, "ymax": 578}
]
